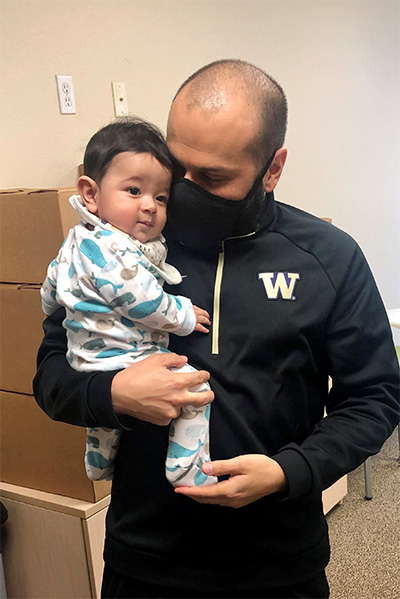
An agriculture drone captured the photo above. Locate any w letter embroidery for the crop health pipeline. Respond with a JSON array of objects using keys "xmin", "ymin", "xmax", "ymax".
[{"xmin": 258, "ymin": 272, "xmax": 300, "ymax": 301}]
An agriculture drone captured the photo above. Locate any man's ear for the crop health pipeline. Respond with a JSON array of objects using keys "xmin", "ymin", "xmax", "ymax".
[
  {"xmin": 263, "ymin": 148, "xmax": 287, "ymax": 193},
  {"xmin": 77, "ymin": 176, "xmax": 99, "ymax": 214}
]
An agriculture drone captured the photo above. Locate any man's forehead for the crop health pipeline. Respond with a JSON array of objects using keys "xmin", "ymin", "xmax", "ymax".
[{"xmin": 167, "ymin": 102, "xmax": 257, "ymax": 157}]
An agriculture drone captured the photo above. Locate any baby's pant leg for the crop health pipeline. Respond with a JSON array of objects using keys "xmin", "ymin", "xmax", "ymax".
[
  {"xmin": 165, "ymin": 363, "xmax": 217, "ymax": 487},
  {"xmin": 85, "ymin": 427, "xmax": 122, "ymax": 481}
]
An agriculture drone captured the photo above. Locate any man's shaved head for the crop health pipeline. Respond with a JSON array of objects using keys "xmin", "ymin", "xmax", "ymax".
[{"xmin": 173, "ymin": 59, "xmax": 288, "ymax": 166}]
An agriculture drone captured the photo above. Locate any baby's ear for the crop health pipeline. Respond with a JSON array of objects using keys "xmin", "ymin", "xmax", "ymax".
[{"xmin": 77, "ymin": 176, "xmax": 99, "ymax": 214}]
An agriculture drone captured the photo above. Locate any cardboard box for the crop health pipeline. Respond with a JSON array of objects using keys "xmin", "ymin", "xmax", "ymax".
[
  {"xmin": 0, "ymin": 390, "xmax": 111, "ymax": 502},
  {"xmin": 0, "ymin": 283, "xmax": 45, "ymax": 395},
  {"xmin": 0, "ymin": 187, "xmax": 79, "ymax": 284}
]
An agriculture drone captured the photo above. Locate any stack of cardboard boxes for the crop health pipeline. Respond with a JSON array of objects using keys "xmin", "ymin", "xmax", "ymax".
[{"xmin": 0, "ymin": 188, "xmax": 111, "ymax": 502}]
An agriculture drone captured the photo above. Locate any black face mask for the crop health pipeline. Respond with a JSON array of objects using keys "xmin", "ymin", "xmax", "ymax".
[{"xmin": 166, "ymin": 152, "xmax": 276, "ymax": 252}]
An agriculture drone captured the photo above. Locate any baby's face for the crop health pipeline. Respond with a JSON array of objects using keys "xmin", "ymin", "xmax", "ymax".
[{"xmin": 93, "ymin": 152, "xmax": 171, "ymax": 243}]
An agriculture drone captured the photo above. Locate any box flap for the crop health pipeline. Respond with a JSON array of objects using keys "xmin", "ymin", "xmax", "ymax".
[
  {"xmin": 0, "ymin": 189, "xmax": 26, "ymax": 195},
  {"xmin": 27, "ymin": 189, "xmax": 59, "ymax": 194},
  {"xmin": 0, "ymin": 187, "xmax": 79, "ymax": 283}
]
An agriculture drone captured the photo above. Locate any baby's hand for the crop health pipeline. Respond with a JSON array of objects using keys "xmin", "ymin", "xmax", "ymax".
[{"xmin": 193, "ymin": 305, "xmax": 211, "ymax": 334}]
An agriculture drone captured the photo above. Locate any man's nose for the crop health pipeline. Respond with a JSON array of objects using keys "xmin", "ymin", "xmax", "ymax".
[
  {"xmin": 182, "ymin": 171, "xmax": 199, "ymax": 186},
  {"xmin": 141, "ymin": 195, "xmax": 157, "ymax": 212},
  {"xmin": 183, "ymin": 172, "xmax": 212, "ymax": 193}
]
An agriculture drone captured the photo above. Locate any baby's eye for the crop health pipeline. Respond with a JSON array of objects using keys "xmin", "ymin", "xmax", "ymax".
[
  {"xmin": 156, "ymin": 195, "xmax": 168, "ymax": 204},
  {"xmin": 128, "ymin": 187, "xmax": 140, "ymax": 196}
]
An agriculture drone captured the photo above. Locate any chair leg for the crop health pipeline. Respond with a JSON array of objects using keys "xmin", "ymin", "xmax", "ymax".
[
  {"xmin": 398, "ymin": 424, "xmax": 400, "ymax": 463},
  {"xmin": 364, "ymin": 457, "xmax": 373, "ymax": 500}
]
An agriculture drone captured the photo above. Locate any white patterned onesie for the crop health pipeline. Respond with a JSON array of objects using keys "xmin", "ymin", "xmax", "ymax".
[{"xmin": 41, "ymin": 195, "xmax": 217, "ymax": 487}]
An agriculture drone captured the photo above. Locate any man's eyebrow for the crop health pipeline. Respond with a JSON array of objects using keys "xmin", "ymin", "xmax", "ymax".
[
  {"xmin": 198, "ymin": 166, "xmax": 234, "ymax": 174},
  {"xmin": 169, "ymin": 152, "xmax": 237, "ymax": 175},
  {"xmin": 172, "ymin": 160, "xmax": 235, "ymax": 174}
]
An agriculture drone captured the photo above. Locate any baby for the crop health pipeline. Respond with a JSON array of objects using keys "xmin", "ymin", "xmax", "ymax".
[{"xmin": 41, "ymin": 117, "xmax": 217, "ymax": 487}]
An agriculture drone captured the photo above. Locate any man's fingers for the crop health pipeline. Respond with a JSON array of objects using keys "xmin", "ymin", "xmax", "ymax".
[
  {"xmin": 186, "ymin": 388, "xmax": 214, "ymax": 406},
  {"xmin": 202, "ymin": 457, "xmax": 242, "ymax": 477},
  {"xmin": 111, "ymin": 352, "xmax": 213, "ymax": 425},
  {"xmin": 157, "ymin": 352, "xmax": 189, "ymax": 368},
  {"xmin": 161, "ymin": 355, "xmax": 214, "ymax": 404}
]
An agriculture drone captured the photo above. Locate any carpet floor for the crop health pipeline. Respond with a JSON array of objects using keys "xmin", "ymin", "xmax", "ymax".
[{"xmin": 326, "ymin": 427, "xmax": 400, "ymax": 599}]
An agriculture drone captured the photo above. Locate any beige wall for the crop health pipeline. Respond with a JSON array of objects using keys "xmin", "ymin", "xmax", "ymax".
[{"xmin": 1, "ymin": 0, "xmax": 399, "ymax": 332}]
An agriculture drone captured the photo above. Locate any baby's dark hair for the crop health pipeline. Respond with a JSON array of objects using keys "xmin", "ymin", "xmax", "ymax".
[{"xmin": 83, "ymin": 116, "xmax": 174, "ymax": 184}]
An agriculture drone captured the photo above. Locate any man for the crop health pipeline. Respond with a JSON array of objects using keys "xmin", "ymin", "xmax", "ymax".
[{"xmin": 34, "ymin": 59, "xmax": 399, "ymax": 598}]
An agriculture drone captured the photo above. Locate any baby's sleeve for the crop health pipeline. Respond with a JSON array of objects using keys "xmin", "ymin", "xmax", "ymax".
[
  {"xmin": 75, "ymin": 230, "xmax": 197, "ymax": 336},
  {"xmin": 41, "ymin": 258, "xmax": 60, "ymax": 316},
  {"xmin": 95, "ymin": 257, "xmax": 196, "ymax": 335}
]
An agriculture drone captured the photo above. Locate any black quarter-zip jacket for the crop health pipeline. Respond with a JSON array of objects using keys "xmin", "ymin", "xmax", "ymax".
[{"xmin": 34, "ymin": 194, "xmax": 399, "ymax": 593}]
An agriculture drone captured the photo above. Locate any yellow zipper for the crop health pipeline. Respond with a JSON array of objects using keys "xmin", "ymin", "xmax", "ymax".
[
  {"xmin": 211, "ymin": 232, "xmax": 256, "ymax": 355},
  {"xmin": 212, "ymin": 247, "xmax": 225, "ymax": 355}
]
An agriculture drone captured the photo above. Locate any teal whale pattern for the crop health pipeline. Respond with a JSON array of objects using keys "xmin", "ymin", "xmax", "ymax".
[
  {"xmin": 128, "ymin": 290, "xmax": 164, "ymax": 319},
  {"xmin": 64, "ymin": 319, "xmax": 86, "ymax": 333},
  {"xmin": 121, "ymin": 316, "xmax": 135, "ymax": 328},
  {"xmin": 96, "ymin": 347, "xmax": 132, "ymax": 359},
  {"xmin": 94, "ymin": 230, "xmax": 113, "ymax": 239},
  {"xmin": 87, "ymin": 435, "xmax": 100, "ymax": 448},
  {"xmin": 167, "ymin": 438, "xmax": 203, "ymax": 460},
  {"xmin": 86, "ymin": 451, "xmax": 113, "ymax": 470},
  {"xmin": 80, "ymin": 239, "xmax": 107, "ymax": 268},
  {"xmin": 96, "ymin": 277, "xmax": 124, "ymax": 295},
  {"xmin": 81, "ymin": 338, "xmax": 107, "ymax": 351},
  {"xmin": 109, "ymin": 292, "xmax": 135, "ymax": 308},
  {"xmin": 193, "ymin": 468, "xmax": 209, "ymax": 486},
  {"xmin": 74, "ymin": 299, "xmax": 112, "ymax": 313},
  {"xmin": 68, "ymin": 263, "xmax": 77, "ymax": 278}
]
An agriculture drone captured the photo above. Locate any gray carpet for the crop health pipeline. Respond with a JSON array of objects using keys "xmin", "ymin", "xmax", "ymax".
[{"xmin": 326, "ymin": 427, "xmax": 400, "ymax": 599}]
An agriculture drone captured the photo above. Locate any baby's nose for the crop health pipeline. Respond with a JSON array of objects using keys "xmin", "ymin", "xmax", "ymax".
[{"xmin": 141, "ymin": 195, "xmax": 157, "ymax": 211}]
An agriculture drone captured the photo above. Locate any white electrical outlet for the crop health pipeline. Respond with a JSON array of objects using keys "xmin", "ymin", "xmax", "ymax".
[
  {"xmin": 112, "ymin": 81, "xmax": 129, "ymax": 116},
  {"xmin": 56, "ymin": 75, "xmax": 76, "ymax": 114}
]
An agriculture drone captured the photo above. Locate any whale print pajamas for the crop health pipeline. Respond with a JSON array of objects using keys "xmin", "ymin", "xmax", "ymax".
[{"xmin": 41, "ymin": 197, "xmax": 217, "ymax": 487}]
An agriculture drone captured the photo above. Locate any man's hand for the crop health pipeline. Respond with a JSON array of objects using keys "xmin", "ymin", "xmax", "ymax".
[
  {"xmin": 174, "ymin": 454, "xmax": 288, "ymax": 508},
  {"xmin": 111, "ymin": 353, "xmax": 214, "ymax": 425}
]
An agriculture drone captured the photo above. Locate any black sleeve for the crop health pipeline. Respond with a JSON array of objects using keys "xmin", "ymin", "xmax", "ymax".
[
  {"xmin": 274, "ymin": 239, "xmax": 400, "ymax": 498},
  {"xmin": 33, "ymin": 307, "xmax": 127, "ymax": 428}
]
